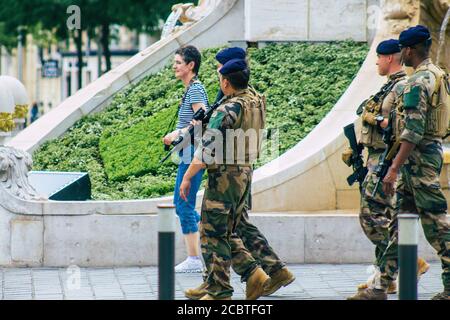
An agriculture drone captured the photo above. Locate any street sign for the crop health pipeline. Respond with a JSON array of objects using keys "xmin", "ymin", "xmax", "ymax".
[{"xmin": 42, "ymin": 60, "xmax": 60, "ymax": 78}]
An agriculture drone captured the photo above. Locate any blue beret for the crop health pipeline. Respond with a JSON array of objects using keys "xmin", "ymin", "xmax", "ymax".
[
  {"xmin": 219, "ymin": 59, "xmax": 247, "ymax": 75},
  {"xmin": 399, "ymin": 25, "xmax": 432, "ymax": 47},
  {"xmin": 376, "ymin": 39, "xmax": 401, "ymax": 55},
  {"xmin": 215, "ymin": 47, "xmax": 246, "ymax": 65}
]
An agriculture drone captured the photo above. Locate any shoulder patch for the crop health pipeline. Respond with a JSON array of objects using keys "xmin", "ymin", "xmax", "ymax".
[
  {"xmin": 207, "ymin": 111, "xmax": 225, "ymax": 129},
  {"xmin": 403, "ymin": 85, "xmax": 421, "ymax": 109}
]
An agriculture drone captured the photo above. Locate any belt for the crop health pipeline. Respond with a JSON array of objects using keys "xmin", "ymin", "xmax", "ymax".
[{"xmin": 207, "ymin": 164, "xmax": 252, "ymax": 172}]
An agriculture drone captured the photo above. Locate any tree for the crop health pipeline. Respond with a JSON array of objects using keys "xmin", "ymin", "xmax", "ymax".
[
  {"xmin": 0, "ymin": 23, "xmax": 16, "ymax": 75},
  {"xmin": 91, "ymin": 0, "xmax": 178, "ymax": 74},
  {"xmin": 0, "ymin": 22, "xmax": 17, "ymax": 52},
  {"xmin": 0, "ymin": 0, "xmax": 72, "ymax": 82},
  {"xmin": 0, "ymin": 0, "xmax": 182, "ymax": 87},
  {"xmin": 60, "ymin": 0, "xmax": 88, "ymax": 89}
]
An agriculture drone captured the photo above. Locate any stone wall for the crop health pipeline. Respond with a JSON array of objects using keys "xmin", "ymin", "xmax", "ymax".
[
  {"xmin": 244, "ymin": 0, "xmax": 381, "ymax": 42},
  {"xmin": 0, "ymin": 205, "xmax": 440, "ymax": 267},
  {"xmin": 419, "ymin": 0, "xmax": 450, "ymax": 70}
]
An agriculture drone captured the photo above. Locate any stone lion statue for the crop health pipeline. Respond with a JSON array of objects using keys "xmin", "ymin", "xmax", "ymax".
[{"xmin": 0, "ymin": 146, "xmax": 44, "ymax": 201}]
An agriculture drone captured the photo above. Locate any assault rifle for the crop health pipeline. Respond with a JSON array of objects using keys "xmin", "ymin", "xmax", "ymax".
[
  {"xmin": 371, "ymin": 108, "xmax": 401, "ymax": 197},
  {"xmin": 343, "ymin": 123, "xmax": 367, "ymax": 190},
  {"xmin": 160, "ymin": 99, "xmax": 222, "ymax": 164}
]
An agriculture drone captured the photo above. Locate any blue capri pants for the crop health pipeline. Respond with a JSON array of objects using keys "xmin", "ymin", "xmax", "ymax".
[{"xmin": 173, "ymin": 147, "xmax": 204, "ymax": 234}]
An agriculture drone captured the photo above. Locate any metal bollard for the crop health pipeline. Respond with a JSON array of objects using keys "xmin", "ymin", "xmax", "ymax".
[
  {"xmin": 398, "ymin": 213, "xmax": 419, "ymax": 300},
  {"xmin": 157, "ymin": 204, "xmax": 176, "ymax": 300}
]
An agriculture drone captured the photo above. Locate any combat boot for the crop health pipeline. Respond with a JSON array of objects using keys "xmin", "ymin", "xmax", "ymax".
[
  {"xmin": 357, "ymin": 282, "xmax": 369, "ymax": 291},
  {"xmin": 390, "ymin": 258, "xmax": 429, "ymax": 294},
  {"xmin": 387, "ymin": 281, "xmax": 397, "ymax": 294},
  {"xmin": 417, "ymin": 257, "xmax": 430, "ymax": 278},
  {"xmin": 431, "ymin": 291, "xmax": 450, "ymax": 300},
  {"xmin": 263, "ymin": 267, "xmax": 296, "ymax": 296},
  {"xmin": 357, "ymin": 281, "xmax": 397, "ymax": 294},
  {"xmin": 246, "ymin": 267, "xmax": 270, "ymax": 300},
  {"xmin": 185, "ymin": 282, "xmax": 207, "ymax": 300},
  {"xmin": 356, "ymin": 265, "xmax": 380, "ymax": 292},
  {"xmin": 357, "ymin": 258, "xmax": 429, "ymax": 294},
  {"xmin": 200, "ymin": 294, "xmax": 231, "ymax": 300},
  {"xmin": 347, "ymin": 288, "xmax": 387, "ymax": 300}
]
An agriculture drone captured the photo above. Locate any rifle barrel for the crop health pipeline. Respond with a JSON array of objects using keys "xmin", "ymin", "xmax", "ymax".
[{"xmin": 160, "ymin": 100, "xmax": 222, "ymax": 164}]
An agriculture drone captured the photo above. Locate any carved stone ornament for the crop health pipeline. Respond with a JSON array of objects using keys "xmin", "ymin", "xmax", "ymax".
[
  {"xmin": 382, "ymin": 0, "xmax": 420, "ymax": 35},
  {"xmin": 161, "ymin": 0, "xmax": 220, "ymax": 38},
  {"xmin": 0, "ymin": 146, "xmax": 46, "ymax": 203}
]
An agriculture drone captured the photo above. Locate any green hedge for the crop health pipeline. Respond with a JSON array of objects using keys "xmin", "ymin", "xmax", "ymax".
[
  {"xmin": 99, "ymin": 104, "xmax": 178, "ymax": 182},
  {"xmin": 33, "ymin": 42, "xmax": 368, "ymax": 200}
]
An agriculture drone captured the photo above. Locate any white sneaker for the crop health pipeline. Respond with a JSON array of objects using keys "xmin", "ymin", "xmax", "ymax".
[{"xmin": 175, "ymin": 257, "xmax": 203, "ymax": 273}]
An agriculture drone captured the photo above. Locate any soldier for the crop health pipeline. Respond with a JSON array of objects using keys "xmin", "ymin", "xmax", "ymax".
[
  {"xmin": 354, "ymin": 25, "xmax": 450, "ymax": 300},
  {"xmin": 213, "ymin": 47, "xmax": 246, "ymax": 103},
  {"xmin": 344, "ymin": 39, "xmax": 429, "ymax": 299},
  {"xmin": 184, "ymin": 47, "xmax": 294, "ymax": 300},
  {"xmin": 179, "ymin": 59, "xmax": 286, "ymax": 300}
]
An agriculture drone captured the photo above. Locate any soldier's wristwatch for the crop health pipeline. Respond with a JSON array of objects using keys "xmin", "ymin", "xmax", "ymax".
[{"xmin": 375, "ymin": 115, "xmax": 384, "ymax": 127}]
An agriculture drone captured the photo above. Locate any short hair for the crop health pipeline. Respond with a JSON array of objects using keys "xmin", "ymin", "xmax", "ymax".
[
  {"xmin": 175, "ymin": 45, "xmax": 201, "ymax": 75},
  {"xmin": 392, "ymin": 52, "xmax": 402, "ymax": 64},
  {"xmin": 413, "ymin": 40, "xmax": 431, "ymax": 59},
  {"xmin": 222, "ymin": 68, "xmax": 250, "ymax": 90}
]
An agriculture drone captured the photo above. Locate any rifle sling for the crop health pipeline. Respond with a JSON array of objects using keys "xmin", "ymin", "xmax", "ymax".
[
  {"xmin": 386, "ymin": 140, "xmax": 401, "ymax": 160},
  {"xmin": 372, "ymin": 76, "xmax": 404, "ymax": 105}
]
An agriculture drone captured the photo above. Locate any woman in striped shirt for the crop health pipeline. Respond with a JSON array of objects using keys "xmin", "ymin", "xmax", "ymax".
[{"xmin": 163, "ymin": 45, "xmax": 208, "ymax": 273}]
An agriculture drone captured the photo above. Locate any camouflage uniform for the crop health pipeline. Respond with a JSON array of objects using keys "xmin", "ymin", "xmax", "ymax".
[
  {"xmin": 232, "ymin": 207, "xmax": 285, "ymax": 280},
  {"xmin": 199, "ymin": 86, "xmax": 285, "ymax": 285},
  {"xmin": 359, "ymin": 71, "xmax": 407, "ymax": 268},
  {"xmin": 199, "ymin": 205, "xmax": 285, "ymax": 284},
  {"xmin": 378, "ymin": 59, "xmax": 450, "ymax": 292},
  {"xmin": 197, "ymin": 88, "xmax": 283, "ymax": 298},
  {"xmin": 231, "ymin": 86, "xmax": 285, "ymax": 281}
]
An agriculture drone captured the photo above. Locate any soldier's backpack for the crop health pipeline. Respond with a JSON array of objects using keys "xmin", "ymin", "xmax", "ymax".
[{"xmin": 418, "ymin": 63, "xmax": 450, "ymax": 138}]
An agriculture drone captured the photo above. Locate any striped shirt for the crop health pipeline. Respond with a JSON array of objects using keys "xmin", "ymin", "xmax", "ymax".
[{"xmin": 176, "ymin": 81, "xmax": 209, "ymax": 129}]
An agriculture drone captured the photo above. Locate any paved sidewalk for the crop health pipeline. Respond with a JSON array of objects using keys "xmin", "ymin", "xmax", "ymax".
[{"xmin": 0, "ymin": 263, "xmax": 443, "ymax": 300}]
